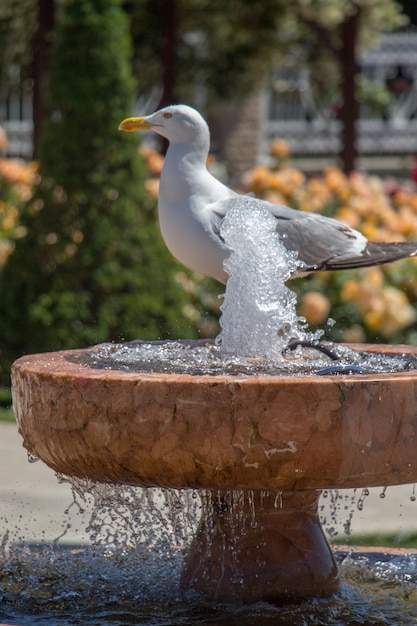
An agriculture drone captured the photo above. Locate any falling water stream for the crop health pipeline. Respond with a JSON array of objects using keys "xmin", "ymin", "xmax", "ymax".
[
  {"xmin": 2, "ymin": 482, "xmax": 417, "ymax": 625},
  {"xmin": 3, "ymin": 202, "xmax": 417, "ymax": 625}
]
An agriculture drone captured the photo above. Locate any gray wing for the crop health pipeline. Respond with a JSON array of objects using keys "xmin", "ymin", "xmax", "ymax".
[{"xmin": 206, "ymin": 196, "xmax": 417, "ymax": 272}]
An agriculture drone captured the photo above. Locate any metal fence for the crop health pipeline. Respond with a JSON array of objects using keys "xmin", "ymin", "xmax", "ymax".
[
  {"xmin": 2, "ymin": 32, "xmax": 417, "ymax": 160},
  {"xmin": 0, "ymin": 66, "xmax": 33, "ymax": 158},
  {"xmin": 265, "ymin": 33, "xmax": 417, "ymax": 156}
]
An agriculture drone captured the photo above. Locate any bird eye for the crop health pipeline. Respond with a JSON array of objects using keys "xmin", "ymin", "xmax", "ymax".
[{"xmin": 163, "ymin": 112, "xmax": 173, "ymax": 119}]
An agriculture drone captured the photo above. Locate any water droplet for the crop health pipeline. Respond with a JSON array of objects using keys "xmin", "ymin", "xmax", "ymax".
[
  {"xmin": 357, "ymin": 488, "xmax": 369, "ymax": 511},
  {"xmin": 55, "ymin": 472, "xmax": 70, "ymax": 484},
  {"xmin": 27, "ymin": 451, "xmax": 39, "ymax": 463}
]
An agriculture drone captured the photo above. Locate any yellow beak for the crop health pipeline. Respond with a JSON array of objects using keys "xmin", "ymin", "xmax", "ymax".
[{"xmin": 118, "ymin": 116, "xmax": 154, "ymax": 132}]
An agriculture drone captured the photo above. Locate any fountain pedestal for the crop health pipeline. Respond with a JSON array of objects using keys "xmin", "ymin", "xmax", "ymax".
[
  {"xmin": 11, "ymin": 343, "xmax": 417, "ymax": 604},
  {"xmin": 182, "ymin": 489, "xmax": 338, "ymax": 603}
]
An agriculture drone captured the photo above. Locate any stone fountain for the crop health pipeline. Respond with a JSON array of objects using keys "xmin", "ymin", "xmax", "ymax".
[
  {"xmin": 11, "ymin": 340, "xmax": 417, "ymax": 604},
  {"xmin": 10, "ymin": 206, "xmax": 417, "ymax": 604}
]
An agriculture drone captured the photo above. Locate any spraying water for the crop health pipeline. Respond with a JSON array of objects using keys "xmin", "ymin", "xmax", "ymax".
[{"xmin": 217, "ymin": 201, "xmax": 316, "ymax": 358}]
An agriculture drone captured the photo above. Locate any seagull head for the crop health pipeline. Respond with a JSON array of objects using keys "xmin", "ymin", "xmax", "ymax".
[{"xmin": 119, "ymin": 104, "xmax": 210, "ymax": 147}]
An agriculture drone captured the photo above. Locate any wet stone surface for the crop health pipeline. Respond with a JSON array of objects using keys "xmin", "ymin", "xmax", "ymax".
[{"xmin": 66, "ymin": 339, "xmax": 417, "ymax": 377}]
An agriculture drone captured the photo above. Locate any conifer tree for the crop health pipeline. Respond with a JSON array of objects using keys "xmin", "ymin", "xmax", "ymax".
[{"xmin": 0, "ymin": 0, "xmax": 192, "ymax": 381}]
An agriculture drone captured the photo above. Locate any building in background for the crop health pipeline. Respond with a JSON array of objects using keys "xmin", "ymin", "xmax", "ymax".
[{"xmin": 2, "ymin": 33, "xmax": 417, "ymax": 181}]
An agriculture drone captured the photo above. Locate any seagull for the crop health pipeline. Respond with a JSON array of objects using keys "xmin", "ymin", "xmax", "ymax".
[{"xmin": 119, "ymin": 104, "xmax": 417, "ymax": 284}]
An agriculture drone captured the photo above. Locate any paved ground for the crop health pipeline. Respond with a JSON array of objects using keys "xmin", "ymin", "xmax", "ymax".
[
  {"xmin": 2, "ymin": 421, "xmax": 417, "ymax": 546},
  {"xmin": 1, "ymin": 421, "xmax": 92, "ymax": 545}
]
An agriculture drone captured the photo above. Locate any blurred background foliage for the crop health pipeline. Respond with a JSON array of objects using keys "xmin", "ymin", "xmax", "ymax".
[
  {"xmin": 0, "ymin": 0, "xmax": 417, "ymax": 386},
  {"xmin": 0, "ymin": 0, "xmax": 200, "ymax": 384}
]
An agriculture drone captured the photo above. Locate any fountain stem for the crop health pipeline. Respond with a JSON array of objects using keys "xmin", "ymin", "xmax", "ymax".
[{"xmin": 181, "ymin": 489, "xmax": 339, "ymax": 604}]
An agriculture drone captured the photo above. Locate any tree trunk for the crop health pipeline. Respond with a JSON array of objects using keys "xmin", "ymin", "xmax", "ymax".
[
  {"xmin": 339, "ymin": 10, "xmax": 360, "ymax": 174},
  {"xmin": 32, "ymin": 0, "xmax": 55, "ymax": 158},
  {"xmin": 159, "ymin": 0, "xmax": 178, "ymax": 108}
]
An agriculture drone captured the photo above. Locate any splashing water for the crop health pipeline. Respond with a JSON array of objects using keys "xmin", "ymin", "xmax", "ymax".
[
  {"xmin": 217, "ymin": 201, "xmax": 317, "ymax": 358},
  {"xmin": 3, "ymin": 483, "xmax": 417, "ymax": 625}
]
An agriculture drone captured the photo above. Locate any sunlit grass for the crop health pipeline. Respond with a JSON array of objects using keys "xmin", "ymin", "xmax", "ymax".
[
  {"xmin": 0, "ymin": 407, "xmax": 15, "ymax": 422},
  {"xmin": 333, "ymin": 533, "xmax": 417, "ymax": 549},
  {"xmin": 0, "ymin": 387, "xmax": 14, "ymax": 422}
]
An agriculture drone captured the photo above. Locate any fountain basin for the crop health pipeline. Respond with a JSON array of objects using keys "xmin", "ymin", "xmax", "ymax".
[
  {"xmin": 11, "ymin": 342, "xmax": 417, "ymax": 603},
  {"xmin": 12, "ymin": 343, "xmax": 417, "ymax": 491}
]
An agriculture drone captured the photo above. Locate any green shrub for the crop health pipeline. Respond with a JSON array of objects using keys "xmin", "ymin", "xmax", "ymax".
[{"xmin": 0, "ymin": 0, "xmax": 194, "ymax": 383}]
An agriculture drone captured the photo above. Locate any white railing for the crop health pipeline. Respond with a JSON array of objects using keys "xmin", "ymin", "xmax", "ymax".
[
  {"xmin": 265, "ymin": 118, "xmax": 417, "ymax": 155},
  {"xmin": 264, "ymin": 33, "xmax": 417, "ymax": 156},
  {"xmin": 2, "ymin": 119, "xmax": 33, "ymax": 158},
  {"xmin": 0, "ymin": 67, "xmax": 33, "ymax": 158},
  {"xmin": 2, "ymin": 33, "xmax": 417, "ymax": 160}
]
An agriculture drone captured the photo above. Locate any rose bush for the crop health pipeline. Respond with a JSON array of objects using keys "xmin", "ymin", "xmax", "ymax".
[{"xmin": 0, "ymin": 130, "xmax": 39, "ymax": 268}]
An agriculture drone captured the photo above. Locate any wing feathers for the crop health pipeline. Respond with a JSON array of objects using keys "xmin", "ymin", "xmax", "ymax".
[{"xmin": 316, "ymin": 241, "xmax": 417, "ymax": 272}]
